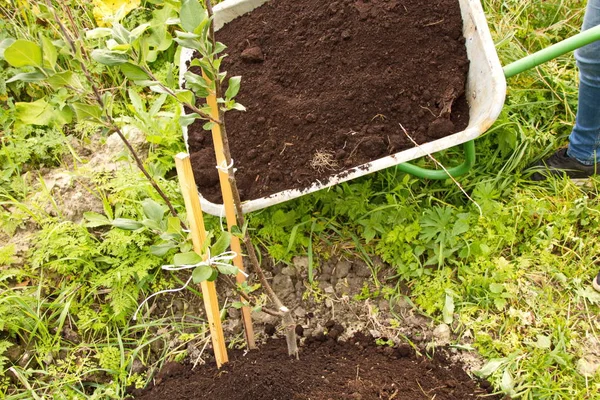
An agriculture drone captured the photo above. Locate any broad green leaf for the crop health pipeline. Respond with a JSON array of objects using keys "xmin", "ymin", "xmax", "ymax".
[
  {"xmin": 214, "ymin": 41, "xmax": 226, "ymax": 54},
  {"xmin": 47, "ymin": 71, "xmax": 83, "ymax": 90},
  {"xmin": 150, "ymin": 241, "xmax": 177, "ymax": 256},
  {"xmin": 216, "ymin": 263, "xmax": 238, "ymax": 276},
  {"xmin": 474, "ymin": 358, "xmax": 506, "ymax": 378},
  {"xmin": 202, "ymin": 121, "xmax": 214, "ymax": 130},
  {"xmin": 175, "ymin": 90, "xmax": 194, "ymax": 105},
  {"xmin": 85, "ymin": 27, "xmax": 113, "ymax": 39},
  {"xmin": 112, "ymin": 218, "xmax": 143, "ymax": 230},
  {"xmin": 180, "ymin": 113, "xmax": 200, "ymax": 127},
  {"xmin": 531, "ymin": 334, "xmax": 551, "ymax": 349},
  {"xmin": 174, "ymin": 251, "xmax": 202, "ymax": 266},
  {"xmin": 489, "ymin": 282, "xmax": 504, "ymax": 294},
  {"xmin": 112, "ymin": 24, "xmax": 131, "ymax": 45},
  {"xmin": 211, "ymin": 232, "xmax": 231, "ymax": 256},
  {"xmin": 180, "ymin": 0, "xmax": 206, "ymax": 32},
  {"xmin": 192, "ymin": 265, "xmax": 214, "ymax": 283},
  {"xmin": 83, "ymin": 211, "xmax": 111, "ymax": 227},
  {"xmin": 71, "ymin": 102, "xmax": 102, "ymax": 122},
  {"xmin": 166, "ymin": 217, "xmax": 182, "ymax": 234},
  {"xmin": 120, "ymin": 63, "xmax": 149, "ymax": 80},
  {"xmin": 130, "ymin": 23, "xmax": 151, "ymax": 40},
  {"xmin": 142, "ymin": 199, "xmax": 165, "ymax": 222},
  {"xmin": 51, "ymin": 106, "xmax": 73, "ymax": 126},
  {"xmin": 14, "ymin": 98, "xmax": 54, "ymax": 125},
  {"xmin": 142, "ymin": 219, "xmax": 161, "ymax": 230},
  {"xmin": 6, "ymin": 72, "xmax": 46, "ymax": 83},
  {"xmin": 41, "ymin": 36, "xmax": 57, "ymax": 69},
  {"xmin": 225, "ymin": 76, "xmax": 241, "ymax": 99},
  {"xmin": 91, "ymin": 49, "xmax": 128, "ymax": 65},
  {"xmin": 4, "ymin": 40, "xmax": 42, "ymax": 67}
]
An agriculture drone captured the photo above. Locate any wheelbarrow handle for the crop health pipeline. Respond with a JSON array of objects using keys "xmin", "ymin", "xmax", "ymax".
[
  {"xmin": 396, "ymin": 24, "xmax": 600, "ymax": 180},
  {"xmin": 503, "ymin": 24, "xmax": 600, "ymax": 78}
]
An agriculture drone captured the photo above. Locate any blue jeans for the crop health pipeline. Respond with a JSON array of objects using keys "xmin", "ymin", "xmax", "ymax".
[{"xmin": 567, "ymin": 0, "xmax": 600, "ymax": 165}]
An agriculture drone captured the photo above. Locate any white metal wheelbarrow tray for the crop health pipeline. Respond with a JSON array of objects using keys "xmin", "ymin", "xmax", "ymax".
[{"xmin": 179, "ymin": 0, "xmax": 506, "ymax": 216}]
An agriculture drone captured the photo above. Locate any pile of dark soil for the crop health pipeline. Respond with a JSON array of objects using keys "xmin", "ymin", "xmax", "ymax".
[
  {"xmin": 188, "ymin": 0, "xmax": 470, "ymax": 203},
  {"xmin": 134, "ymin": 333, "xmax": 500, "ymax": 400}
]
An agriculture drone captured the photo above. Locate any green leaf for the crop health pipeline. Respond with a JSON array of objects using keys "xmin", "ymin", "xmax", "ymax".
[
  {"xmin": 216, "ymin": 263, "xmax": 238, "ymax": 276},
  {"xmin": 130, "ymin": 23, "xmax": 151, "ymax": 40},
  {"xmin": 83, "ymin": 212, "xmax": 111, "ymax": 228},
  {"xmin": 142, "ymin": 199, "xmax": 165, "ymax": 222},
  {"xmin": 71, "ymin": 102, "xmax": 102, "ymax": 122},
  {"xmin": 192, "ymin": 265, "xmax": 214, "ymax": 283},
  {"xmin": 150, "ymin": 241, "xmax": 177, "ymax": 256},
  {"xmin": 202, "ymin": 121, "xmax": 214, "ymax": 130},
  {"xmin": 166, "ymin": 217, "xmax": 182, "ymax": 234},
  {"xmin": 6, "ymin": 72, "xmax": 46, "ymax": 83},
  {"xmin": 85, "ymin": 27, "xmax": 113, "ymax": 40},
  {"xmin": 475, "ymin": 358, "xmax": 506, "ymax": 378},
  {"xmin": 4, "ymin": 39, "xmax": 42, "ymax": 67},
  {"xmin": 112, "ymin": 218, "xmax": 143, "ymax": 230},
  {"xmin": 231, "ymin": 103, "xmax": 246, "ymax": 112},
  {"xmin": 41, "ymin": 36, "xmax": 57, "ymax": 69},
  {"xmin": 174, "ymin": 251, "xmax": 202, "ymax": 266},
  {"xmin": 91, "ymin": 49, "xmax": 128, "ymax": 66},
  {"xmin": 211, "ymin": 232, "xmax": 231, "ymax": 256},
  {"xmin": 142, "ymin": 219, "xmax": 161, "ymax": 230},
  {"xmin": 442, "ymin": 293, "xmax": 454, "ymax": 324},
  {"xmin": 180, "ymin": 0, "xmax": 206, "ymax": 32},
  {"xmin": 47, "ymin": 71, "xmax": 82, "ymax": 90},
  {"xmin": 175, "ymin": 90, "xmax": 194, "ymax": 105},
  {"xmin": 180, "ymin": 112, "xmax": 200, "ymax": 127},
  {"xmin": 14, "ymin": 98, "xmax": 54, "ymax": 125},
  {"xmin": 120, "ymin": 63, "xmax": 150, "ymax": 80},
  {"xmin": 225, "ymin": 76, "xmax": 241, "ymax": 100},
  {"xmin": 489, "ymin": 282, "xmax": 504, "ymax": 294}
]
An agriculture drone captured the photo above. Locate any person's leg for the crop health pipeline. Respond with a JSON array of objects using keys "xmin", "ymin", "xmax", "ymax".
[{"xmin": 567, "ymin": 0, "xmax": 600, "ymax": 165}]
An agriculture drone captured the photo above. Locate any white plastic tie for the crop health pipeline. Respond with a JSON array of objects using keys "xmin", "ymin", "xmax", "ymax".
[
  {"xmin": 216, "ymin": 159, "xmax": 234, "ymax": 173},
  {"xmin": 132, "ymin": 249, "xmax": 247, "ymax": 321}
]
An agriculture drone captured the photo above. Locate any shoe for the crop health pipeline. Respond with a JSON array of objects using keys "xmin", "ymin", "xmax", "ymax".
[
  {"xmin": 530, "ymin": 148, "xmax": 599, "ymax": 181},
  {"xmin": 594, "ymin": 272, "xmax": 600, "ymax": 293}
]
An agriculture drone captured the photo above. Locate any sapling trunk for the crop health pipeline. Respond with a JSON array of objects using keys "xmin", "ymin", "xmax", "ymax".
[{"xmin": 204, "ymin": 0, "xmax": 299, "ymax": 358}]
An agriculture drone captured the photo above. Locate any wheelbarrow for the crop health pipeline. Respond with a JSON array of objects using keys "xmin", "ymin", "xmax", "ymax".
[{"xmin": 180, "ymin": 0, "xmax": 600, "ymax": 216}]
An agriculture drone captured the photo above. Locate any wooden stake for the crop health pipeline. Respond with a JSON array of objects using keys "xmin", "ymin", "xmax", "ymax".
[
  {"xmin": 204, "ymin": 75, "xmax": 257, "ymax": 350},
  {"xmin": 174, "ymin": 153, "xmax": 228, "ymax": 368}
]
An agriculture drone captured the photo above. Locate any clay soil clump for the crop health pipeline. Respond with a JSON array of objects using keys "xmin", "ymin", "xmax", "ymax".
[
  {"xmin": 134, "ymin": 333, "xmax": 501, "ymax": 400},
  {"xmin": 188, "ymin": 0, "xmax": 470, "ymax": 203}
]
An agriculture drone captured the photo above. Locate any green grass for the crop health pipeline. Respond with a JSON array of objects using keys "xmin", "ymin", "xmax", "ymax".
[{"xmin": 1, "ymin": 0, "xmax": 600, "ymax": 398}]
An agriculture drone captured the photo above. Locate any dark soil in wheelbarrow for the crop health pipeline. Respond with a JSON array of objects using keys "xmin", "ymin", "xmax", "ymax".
[
  {"xmin": 188, "ymin": 0, "xmax": 470, "ymax": 203},
  {"xmin": 134, "ymin": 333, "xmax": 503, "ymax": 400}
]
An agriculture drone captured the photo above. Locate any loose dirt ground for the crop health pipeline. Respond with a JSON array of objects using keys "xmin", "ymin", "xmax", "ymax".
[
  {"xmin": 188, "ymin": 0, "xmax": 470, "ymax": 203},
  {"xmin": 134, "ymin": 332, "xmax": 500, "ymax": 400}
]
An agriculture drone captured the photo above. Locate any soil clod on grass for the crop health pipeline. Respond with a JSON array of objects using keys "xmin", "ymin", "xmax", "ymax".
[
  {"xmin": 134, "ymin": 332, "xmax": 501, "ymax": 400},
  {"xmin": 188, "ymin": 0, "xmax": 470, "ymax": 203}
]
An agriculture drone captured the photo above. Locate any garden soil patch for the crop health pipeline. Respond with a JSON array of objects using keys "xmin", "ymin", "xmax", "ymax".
[
  {"xmin": 134, "ymin": 333, "xmax": 501, "ymax": 400},
  {"xmin": 188, "ymin": 0, "xmax": 470, "ymax": 203}
]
